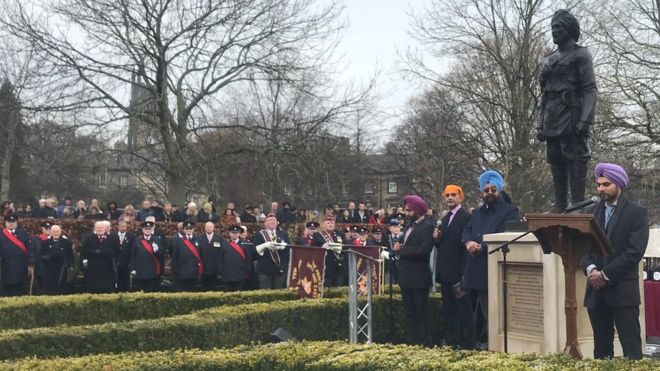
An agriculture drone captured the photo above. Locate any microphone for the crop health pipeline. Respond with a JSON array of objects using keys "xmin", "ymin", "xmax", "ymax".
[{"xmin": 563, "ymin": 196, "xmax": 600, "ymax": 213}]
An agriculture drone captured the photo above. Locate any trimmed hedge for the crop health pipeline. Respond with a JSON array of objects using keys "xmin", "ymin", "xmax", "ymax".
[
  {"xmin": 0, "ymin": 290, "xmax": 303, "ymax": 330},
  {"xmin": 0, "ymin": 287, "xmax": 384, "ymax": 330},
  {"xmin": 0, "ymin": 294, "xmax": 441, "ymax": 360},
  {"xmin": 1, "ymin": 341, "xmax": 657, "ymax": 370}
]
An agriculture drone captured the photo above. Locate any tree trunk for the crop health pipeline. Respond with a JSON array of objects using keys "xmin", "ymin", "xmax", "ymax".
[
  {"xmin": 167, "ymin": 174, "xmax": 187, "ymax": 206},
  {"xmin": 0, "ymin": 108, "xmax": 18, "ymax": 201}
]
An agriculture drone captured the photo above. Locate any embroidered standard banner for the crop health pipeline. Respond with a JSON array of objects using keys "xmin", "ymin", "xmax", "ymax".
[
  {"xmin": 353, "ymin": 245, "xmax": 381, "ymax": 296},
  {"xmin": 287, "ymin": 246, "xmax": 326, "ymax": 299}
]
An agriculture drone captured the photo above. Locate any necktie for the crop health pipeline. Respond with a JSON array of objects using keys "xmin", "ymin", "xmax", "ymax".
[
  {"xmin": 605, "ymin": 205, "xmax": 616, "ymax": 228},
  {"xmin": 446, "ymin": 210, "xmax": 453, "ymax": 226},
  {"xmin": 208, "ymin": 235, "xmax": 212, "ymax": 244}
]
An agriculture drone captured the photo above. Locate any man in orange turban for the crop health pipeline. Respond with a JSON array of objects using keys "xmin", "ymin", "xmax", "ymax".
[{"xmin": 434, "ymin": 185, "xmax": 474, "ymax": 348}]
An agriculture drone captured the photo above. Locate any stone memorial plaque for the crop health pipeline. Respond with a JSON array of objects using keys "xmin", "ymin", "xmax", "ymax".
[{"xmin": 505, "ymin": 264, "xmax": 544, "ymax": 337}]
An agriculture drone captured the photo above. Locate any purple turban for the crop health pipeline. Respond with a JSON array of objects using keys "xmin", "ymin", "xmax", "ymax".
[
  {"xmin": 594, "ymin": 163, "xmax": 629, "ymax": 188},
  {"xmin": 402, "ymin": 195, "xmax": 429, "ymax": 216}
]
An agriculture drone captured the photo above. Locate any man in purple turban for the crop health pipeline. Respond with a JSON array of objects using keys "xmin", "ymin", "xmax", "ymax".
[
  {"xmin": 580, "ymin": 162, "xmax": 648, "ymax": 359},
  {"xmin": 537, "ymin": 9, "xmax": 597, "ymax": 213},
  {"xmin": 392, "ymin": 194, "xmax": 434, "ymax": 346}
]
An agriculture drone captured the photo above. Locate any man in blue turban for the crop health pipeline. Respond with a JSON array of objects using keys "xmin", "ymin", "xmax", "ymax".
[
  {"xmin": 580, "ymin": 162, "xmax": 648, "ymax": 360},
  {"xmin": 461, "ymin": 170, "xmax": 520, "ymax": 348}
]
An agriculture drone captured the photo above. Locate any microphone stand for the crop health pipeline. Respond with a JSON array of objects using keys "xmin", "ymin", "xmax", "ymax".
[{"xmin": 387, "ymin": 236, "xmax": 397, "ymax": 342}]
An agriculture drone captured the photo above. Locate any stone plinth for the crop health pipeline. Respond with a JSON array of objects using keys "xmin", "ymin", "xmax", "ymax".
[{"xmin": 486, "ymin": 232, "xmax": 645, "ymax": 358}]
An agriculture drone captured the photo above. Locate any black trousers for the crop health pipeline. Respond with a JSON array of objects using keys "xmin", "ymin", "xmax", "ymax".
[
  {"xmin": 401, "ymin": 287, "xmax": 431, "ymax": 346},
  {"xmin": 258, "ymin": 273, "xmax": 286, "ymax": 289},
  {"xmin": 224, "ymin": 281, "xmax": 246, "ymax": 292},
  {"xmin": 116, "ymin": 266, "xmax": 131, "ymax": 292},
  {"xmin": 135, "ymin": 278, "xmax": 161, "ymax": 293},
  {"xmin": 324, "ymin": 275, "xmax": 345, "ymax": 288},
  {"xmin": 201, "ymin": 275, "xmax": 218, "ymax": 291},
  {"xmin": 2, "ymin": 283, "xmax": 25, "ymax": 296},
  {"xmin": 587, "ymin": 300, "xmax": 642, "ymax": 360},
  {"xmin": 440, "ymin": 281, "xmax": 474, "ymax": 348},
  {"xmin": 177, "ymin": 278, "xmax": 199, "ymax": 292}
]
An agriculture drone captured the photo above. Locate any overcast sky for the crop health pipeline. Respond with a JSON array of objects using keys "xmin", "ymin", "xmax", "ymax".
[{"xmin": 336, "ymin": 0, "xmax": 430, "ymax": 146}]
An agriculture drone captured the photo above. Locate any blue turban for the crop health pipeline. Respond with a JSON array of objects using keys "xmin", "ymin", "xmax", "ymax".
[{"xmin": 479, "ymin": 170, "xmax": 505, "ymax": 191}]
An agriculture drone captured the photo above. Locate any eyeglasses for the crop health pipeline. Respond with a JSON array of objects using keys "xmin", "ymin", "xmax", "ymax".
[{"xmin": 483, "ymin": 187, "xmax": 498, "ymax": 194}]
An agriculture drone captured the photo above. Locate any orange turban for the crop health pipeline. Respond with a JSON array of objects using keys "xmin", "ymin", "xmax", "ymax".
[{"xmin": 443, "ymin": 185, "xmax": 464, "ymax": 201}]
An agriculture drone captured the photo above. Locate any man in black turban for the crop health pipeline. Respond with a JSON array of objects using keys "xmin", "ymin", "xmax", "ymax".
[{"xmin": 537, "ymin": 9, "xmax": 597, "ymax": 213}]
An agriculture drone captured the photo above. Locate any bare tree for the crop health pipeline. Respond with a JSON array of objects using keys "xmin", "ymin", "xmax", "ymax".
[
  {"xmin": 1, "ymin": 0, "xmax": 350, "ymax": 203},
  {"xmin": 386, "ymin": 87, "xmax": 483, "ymax": 207},
  {"xmin": 582, "ymin": 0, "xmax": 659, "ymax": 159},
  {"xmin": 404, "ymin": 0, "xmax": 580, "ymax": 212},
  {"xmin": 195, "ymin": 71, "xmax": 373, "ymax": 207}
]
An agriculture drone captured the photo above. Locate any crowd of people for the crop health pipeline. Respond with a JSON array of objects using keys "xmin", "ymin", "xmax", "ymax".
[
  {"xmin": 0, "ymin": 170, "xmax": 515, "ymax": 350},
  {"xmin": 0, "ymin": 162, "xmax": 648, "ymax": 357},
  {"xmin": 0, "ymin": 197, "xmax": 416, "ymax": 296},
  {"xmin": 3, "ymin": 198, "xmax": 441, "ymax": 228}
]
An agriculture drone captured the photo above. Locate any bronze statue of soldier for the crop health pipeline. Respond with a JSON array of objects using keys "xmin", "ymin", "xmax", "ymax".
[{"xmin": 537, "ymin": 9, "xmax": 597, "ymax": 213}]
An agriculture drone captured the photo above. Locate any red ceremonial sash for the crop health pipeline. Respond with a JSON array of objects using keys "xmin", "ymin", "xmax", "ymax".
[
  {"xmin": 229, "ymin": 241, "xmax": 247, "ymax": 261},
  {"xmin": 3, "ymin": 229, "xmax": 28, "ymax": 256},
  {"xmin": 182, "ymin": 238, "xmax": 204, "ymax": 277},
  {"xmin": 140, "ymin": 239, "xmax": 161, "ymax": 276}
]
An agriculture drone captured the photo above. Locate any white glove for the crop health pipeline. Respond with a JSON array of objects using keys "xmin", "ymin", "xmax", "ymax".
[
  {"xmin": 82, "ymin": 259, "xmax": 88, "ymax": 268},
  {"xmin": 380, "ymin": 250, "xmax": 391, "ymax": 260},
  {"xmin": 256, "ymin": 242, "xmax": 274, "ymax": 256},
  {"xmin": 152, "ymin": 243, "xmax": 159, "ymax": 252},
  {"xmin": 130, "ymin": 270, "xmax": 137, "ymax": 276},
  {"xmin": 272, "ymin": 241, "xmax": 288, "ymax": 250},
  {"xmin": 322, "ymin": 243, "xmax": 343, "ymax": 254}
]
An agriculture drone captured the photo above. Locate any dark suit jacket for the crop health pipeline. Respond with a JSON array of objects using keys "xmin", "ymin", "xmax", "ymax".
[
  {"xmin": 171, "ymin": 235, "xmax": 202, "ymax": 280},
  {"xmin": 312, "ymin": 231, "xmax": 345, "ymax": 278},
  {"xmin": 350, "ymin": 210, "xmax": 371, "ymax": 224},
  {"xmin": 0, "ymin": 228, "xmax": 32, "ymax": 285},
  {"xmin": 198, "ymin": 233, "xmax": 224, "ymax": 276},
  {"xmin": 580, "ymin": 196, "xmax": 649, "ymax": 309},
  {"xmin": 111, "ymin": 231, "xmax": 135, "ymax": 268},
  {"xmin": 39, "ymin": 237, "xmax": 74, "ymax": 289},
  {"xmin": 219, "ymin": 238, "xmax": 253, "ymax": 282},
  {"xmin": 398, "ymin": 218, "xmax": 435, "ymax": 289},
  {"xmin": 130, "ymin": 235, "xmax": 165, "ymax": 280},
  {"xmin": 435, "ymin": 206, "xmax": 471, "ymax": 284},
  {"xmin": 252, "ymin": 229, "xmax": 290, "ymax": 275},
  {"xmin": 81, "ymin": 233, "xmax": 119, "ymax": 290}
]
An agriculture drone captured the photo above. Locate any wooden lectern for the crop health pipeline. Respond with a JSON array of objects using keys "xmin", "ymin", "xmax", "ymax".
[{"xmin": 525, "ymin": 214, "xmax": 612, "ymax": 359}]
